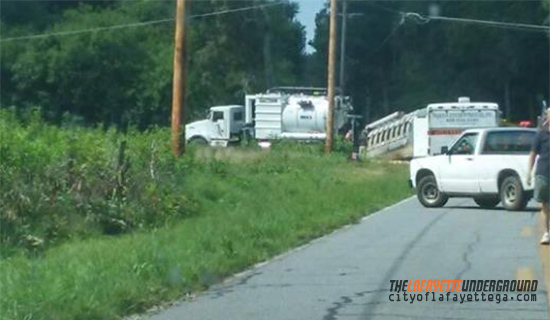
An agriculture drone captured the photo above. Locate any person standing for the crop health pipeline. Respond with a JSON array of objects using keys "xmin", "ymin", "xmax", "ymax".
[{"xmin": 528, "ymin": 108, "xmax": 550, "ymax": 245}]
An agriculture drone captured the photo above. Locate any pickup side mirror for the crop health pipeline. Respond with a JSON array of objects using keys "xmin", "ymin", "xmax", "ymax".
[{"xmin": 441, "ymin": 146, "xmax": 449, "ymax": 155}]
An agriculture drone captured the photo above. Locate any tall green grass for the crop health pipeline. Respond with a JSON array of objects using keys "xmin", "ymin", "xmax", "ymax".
[
  {"xmin": 1, "ymin": 108, "xmax": 194, "ymax": 254},
  {"xmin": 0, "ymin": 109, "xmax": 412, "ymax": 320}
]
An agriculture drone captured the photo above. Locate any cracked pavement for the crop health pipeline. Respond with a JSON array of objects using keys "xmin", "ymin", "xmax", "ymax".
[{"xmin": 146, "ymin": 197, "xmax": 549, "ymax": 320}]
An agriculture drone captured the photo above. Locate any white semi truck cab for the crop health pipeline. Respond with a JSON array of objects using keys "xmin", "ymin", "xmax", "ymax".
[
  {"xmin": 185, "ymin": 105, "xmax": 245, "ymax": 147},
  {"xmin": 185, "ymin": 87, "xmax": 353, "ymax": 147}
]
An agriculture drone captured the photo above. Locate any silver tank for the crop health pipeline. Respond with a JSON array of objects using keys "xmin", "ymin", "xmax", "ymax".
[{"xmin": 281, "ymin": 95, "xmax": 328, "ymax": 133}]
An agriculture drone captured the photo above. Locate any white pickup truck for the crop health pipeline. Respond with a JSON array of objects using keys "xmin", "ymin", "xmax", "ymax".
[{"xmin": 410, "ymin": 128, "xmax": 536, "ymax": 211}]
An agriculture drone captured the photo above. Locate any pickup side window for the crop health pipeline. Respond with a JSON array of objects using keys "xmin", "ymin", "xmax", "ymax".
[
  {"xmin": 450, "ymin": 133, "xmax": 478, "ymax": 155},
  {"xmin": 482, "ymin": 131, "xmax": 535, "ymax": 154}
]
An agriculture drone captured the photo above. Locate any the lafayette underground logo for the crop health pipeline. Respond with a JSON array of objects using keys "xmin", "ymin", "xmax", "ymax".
[{"xmin": 389, "ymin": 280, "xmax": 539, "ymax": 304}]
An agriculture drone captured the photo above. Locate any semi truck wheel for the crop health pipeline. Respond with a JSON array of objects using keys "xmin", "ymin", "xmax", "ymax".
[
  {"xmin": 473, "ymin": 196, "xmax": 500, "ymax": 209},
  {"xmin": 188, "ymin": 137, "xmax": 208, "ymax": 146},
  {"xmin": 417, "ymin": 175, "xmax": 448, "ymax": 208},
  {"xmin": 499, "ymin": 176, "xmax": 528, "ymax": 211}
]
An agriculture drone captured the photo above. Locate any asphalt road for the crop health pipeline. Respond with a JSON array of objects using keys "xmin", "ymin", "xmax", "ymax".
[{"xmin": 147, "ymin": 197, "xmax": 549, "ymax": 320}]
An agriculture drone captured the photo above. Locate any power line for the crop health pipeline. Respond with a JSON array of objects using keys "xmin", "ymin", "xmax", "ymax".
[
  {"xmin": 364, "ymin": 2, "xmax": 549, "ymax": 33},
  {"xmin": 0, "ymin": 19, "xmax": 173, "ymax": 43},
  {"xmin": 370, "ymin": 14, "xmax": 405, "ymax": 55},
  {"xmin": 347, "ymin": 3, "xmax": 548, "ymax": 57},
  {"xmin": 189, "ymin": 1, "xmax": 284, "ymax": 18},
  {"xmin": 424, "ymin": 14, "xmax": 550, "ymax": 33},
  {"xmin": 0, "ymin": 1, "xmax": 286, "ymax": 43}
]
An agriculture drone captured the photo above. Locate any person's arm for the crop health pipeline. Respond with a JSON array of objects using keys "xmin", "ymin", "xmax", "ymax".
[
  {"xmin": 528, "ymin": 133, "xmax": 541, "ymax": 185},
  {"xmin": 528, "ymin": 151, "xmax": 536, "ymax": 185}
]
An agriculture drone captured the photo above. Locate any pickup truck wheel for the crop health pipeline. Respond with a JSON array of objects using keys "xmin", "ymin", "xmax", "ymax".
[
  {"xmin": 499, "ymin": 176, "xmax": 528, "ymax": 211},
  {"xmin": 473, "ymin": 196, "xmax": 500, "ymax": 209},
  {"xmin": 417, "ymin": 176, "xmax": 448, "ymax": 208}
]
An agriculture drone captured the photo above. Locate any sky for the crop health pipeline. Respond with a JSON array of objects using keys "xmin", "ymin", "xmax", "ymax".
[{"xmin": 294, "ymin": 0, "xmax": 326, "ymax": 53}]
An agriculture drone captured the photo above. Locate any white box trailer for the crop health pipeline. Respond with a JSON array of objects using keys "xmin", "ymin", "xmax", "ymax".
[{"xmin": 360, "ymin": 97, "xmax": 500, "ymax": 159}]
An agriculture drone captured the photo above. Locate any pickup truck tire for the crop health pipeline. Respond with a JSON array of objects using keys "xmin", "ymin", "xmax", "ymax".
[
  {"xmin": 473, "ymin": 196, "xmax": 500, "ymax": 209},
  {"xmin": 499, "ymin": 176, "xmax": 528, "ymax": 211},
  {"xmin": 417, "ymin": 176, "xmax": 448, "ymax": 208}
]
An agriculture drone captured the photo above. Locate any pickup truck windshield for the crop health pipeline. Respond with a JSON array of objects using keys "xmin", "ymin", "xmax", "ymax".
[{"xmin": 482, "ymin": 131, "xmax": 536, "ymax": 154}]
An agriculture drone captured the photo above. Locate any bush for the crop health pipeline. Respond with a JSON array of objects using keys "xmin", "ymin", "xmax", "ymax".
[{"xmin": 0, "ymin": 109, "xmax": 197, "ymax": 255}]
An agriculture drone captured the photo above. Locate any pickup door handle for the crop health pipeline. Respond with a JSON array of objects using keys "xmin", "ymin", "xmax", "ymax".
[{"xmin": 466, "ymin": 157, "xmax": 474, "ymax": 161}]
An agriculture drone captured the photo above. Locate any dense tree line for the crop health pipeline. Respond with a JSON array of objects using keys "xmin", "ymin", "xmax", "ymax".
[
  {"xmin": 1, "ymin": 0, "xmax": 305, "ymax": 128},
  {"xmin": 1, "ymin": 0, "xmax": 548, "ymax": 128},
  {"xmin": 309, "ymin": 0, "xmax": 549, "ymax": 123}
]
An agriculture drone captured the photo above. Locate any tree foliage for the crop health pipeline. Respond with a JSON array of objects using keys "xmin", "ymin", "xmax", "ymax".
[
  {"xmin": 309, "ymin": 1, "xmax": 549, "ymax": 123},
  {"xmin": 1, "ymin": 0, "xmax": 548, "ymax": 128},
  {"xmin": 1, "ymin": 0, "xmax": 305, "ymax": 128}
]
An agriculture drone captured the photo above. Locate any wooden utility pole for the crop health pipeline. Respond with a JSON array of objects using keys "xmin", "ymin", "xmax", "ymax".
[
  {"xmin": 339, "ymin": 0, "xmax": 347, "ymax": 96},
  {"xmin": 171, "ymin": 0, "xmax": 187, "ymax": 156},
  {"xmin": 325, "ymin": 0, "xmax": 338, "ymax": 154}
]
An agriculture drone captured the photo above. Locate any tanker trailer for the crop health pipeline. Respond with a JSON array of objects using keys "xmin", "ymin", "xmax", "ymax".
[
  {"xmin": 186, "ymin": 87, "xmax": 353, "ymax": 146},
  {"xmin": 248, "ymin": 87, "xmax": 352, "ymax": 141}
]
